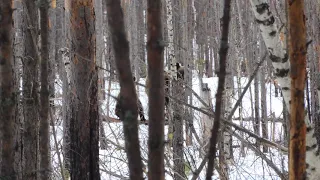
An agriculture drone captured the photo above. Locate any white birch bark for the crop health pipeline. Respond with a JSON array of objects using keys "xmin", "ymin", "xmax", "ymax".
[
  {"xmin": 223, "ymin": 65, "xmax": 233, "ymax": 165},
  {"xmin": 249, "ymin": 0, "xmax": 319, "ymax": 178}
]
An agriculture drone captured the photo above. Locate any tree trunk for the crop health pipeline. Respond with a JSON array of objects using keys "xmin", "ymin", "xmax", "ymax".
[
  {"xmin": 200, "ymin": 85, "xmax": 212, "ymax": 152},
  {"xmin": 185, "ymin": 0, "xmax": 194, "ymax": 146},
  {"xmin": 166, "ymin": 0, "xmax": 176, "ymax": 145},
  {"xmin": 137, "ymin": 0, "xmax": 146, "ymax": 77},
  {"xmin": 206, "ymin": 0, "xmax": 231, "ymax": 179},
  {"xmin": 103, "ymin": 0, "xmax": 116, "ymax": 80},
  {"xmin": 22, "ymin": 1, "xmax": 39, "ymax": 179},
  {"xmin": 249, "ymin": 0, "xmax": 319, "ymax": 178},
  {"xmin": 172, "ymin": 78, "xmax": 185, "ymax": 180},
  {"xmin": 39, "ymin": 0, "xmax": 50, "ymax": 179},
  {"xmin": 95, "ymin": 0, "xmax": 108, "ymax": 150},
  {"xmin": 166, "ymin": 0, "xmax": 177, "ymax": 78},
  {"xmin": 288, "ymin": 0, "xmax": 306, "ymax": 179},
  {"xmin": 106, "ymin": 0, "xmax": 143, "ymax": 179},
  {"xmin": 260, "ymin": 60, "xmax": 268, "ymax": 152},
  {"xmin": 147, "ymin": 1, "xmax": 165, "ymax": 179},
  {"xmin": 12, "ymin": 1, "xmax": 24, "ymax": 178},
  {"xmin": 55, "ymin": 0, "xmax": 71, "ymax": 173},
  {"xmin": 69, "ymin": 1, "xmax": 100, "ymax": 179},
  {"xmin": 0, "ymin": 1, "xmax": 16, "ymax": 179},
  {"xmin": 253, "ymin": 70, "xmax": 260, "ymax": 148}
]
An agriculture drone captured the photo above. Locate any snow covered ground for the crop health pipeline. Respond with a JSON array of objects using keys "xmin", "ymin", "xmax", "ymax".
[{"xmin": 51, "ymin": 75, "xmax": 288, "ymax": 180}]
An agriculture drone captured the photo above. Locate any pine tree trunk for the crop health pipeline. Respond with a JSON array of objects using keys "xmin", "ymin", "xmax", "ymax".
[
  {"xmin": 288, "ymin": 1, "xmax": 306, "ymax": 179},
  {"xmin": 69, "ymin": 1, "xmax": 100, "ymax": 179},
  {"xmin": 147, "ymin": 1, "xmax": 165, "ymax": 178}
]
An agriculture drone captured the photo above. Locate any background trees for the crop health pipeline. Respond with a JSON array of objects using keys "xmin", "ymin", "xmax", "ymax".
[{"xmin": 0, "ymin": 0, "xmax": 319, "ymax": 179}]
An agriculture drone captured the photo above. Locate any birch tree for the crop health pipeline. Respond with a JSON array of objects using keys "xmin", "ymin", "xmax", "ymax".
[{"xmin": 249, "ymin": 0, "xmax": 319, "ymax": 178}]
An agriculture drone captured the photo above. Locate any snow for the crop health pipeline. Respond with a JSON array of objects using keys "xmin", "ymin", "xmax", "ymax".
[{"xmin": 50, "ymin": 75, "xmax": 288, "ymax": 180}]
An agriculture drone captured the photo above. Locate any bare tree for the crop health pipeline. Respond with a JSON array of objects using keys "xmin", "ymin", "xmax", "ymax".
[
  {"xmin": 106, "ymin": 0, "xmax": 143, "ymax": 179},
  {"xmin": 0, "ymin": 1, "xmax": 16, "ymax": 179},
  {"xmin": 206, "ymin": 0, "xmax": 231, "ymax": 179},
  {"xmin": 147, "ymin": 1, "xmax": 165, "ymax": 179},
  {"xmin": 288, "ymin": 0, "xmax": 306, "ymax": 179}
]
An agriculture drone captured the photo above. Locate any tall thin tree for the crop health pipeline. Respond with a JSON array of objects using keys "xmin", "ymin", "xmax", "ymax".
[
  {"xmin": 106, "ymin": 0, "xmax": 144, "ymax": 179},
  {"xmin": 0, "ymin": 1, "xmax": 16, "ymax": 179},
  {"xmin": 206, "ymin": 0, "xmax": 231, "ymax": 179},
  {"xmin": 147, "ymin": 0, "xmax": 165, "ymax": 179},
  {"xmin": 39, "ymin": 0, "xmax": 50, "ymax": 179},
  {"xmin": 288, "ymin": 0, "xmax": 306, "ymax": 179}
]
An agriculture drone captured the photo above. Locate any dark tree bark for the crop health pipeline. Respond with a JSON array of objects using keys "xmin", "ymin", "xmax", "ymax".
[
  {"xmin": 69, "ymin": 1, "xmax": 100, "ymax": 179},
  {"xmin": 147, "ymin": 0, "xmax": 165, "ymax": 179},
  {"xmin": 288, "ymin": 0, "xmax": 307, "ymax": 179},
  {"xmin": 106, "ymin": 0, "xmax": 144, "ymax": 179},
  {"xmin": 22, "ymin": 1, "xmax": 39, "ymax": 179},
  {"xmin": 205, "ymin": 0, "xmax": 231, "ymax": 179},
  {"xmin": 39, "ymin": 0, "xmax": 50, "ymax": 179},
  {"xmin": 0, "ymin": 1, "xmax": 16, "ymax": 179}
]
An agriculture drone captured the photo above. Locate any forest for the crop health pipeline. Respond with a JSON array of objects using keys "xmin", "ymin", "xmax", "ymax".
[{"xmin": 0, "ymin": 0, "xmax": 317, "ymax": 180}]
